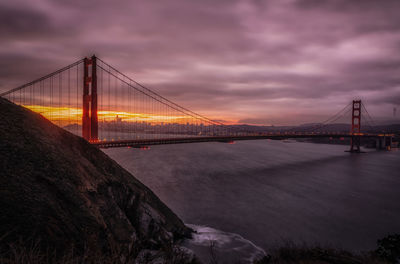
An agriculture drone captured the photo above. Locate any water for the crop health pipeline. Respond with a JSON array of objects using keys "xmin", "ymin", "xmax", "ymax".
[
  {"xmin": 184, "ymin": 224, "xmax": 266, "ymax": 263},
  {"xmin": 103, "ymin": 140, "xmax": 400, "ymax": 261}
]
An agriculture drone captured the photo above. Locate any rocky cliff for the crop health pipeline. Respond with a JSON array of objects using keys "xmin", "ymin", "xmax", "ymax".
[{"xmin": 0, "ymin": 97, "xmax": 192, "ymax": 261}]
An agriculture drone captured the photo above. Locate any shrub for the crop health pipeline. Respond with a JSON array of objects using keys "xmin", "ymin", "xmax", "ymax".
[{"xmin": 376, "ymin": 234, "xmax": 400, "ymax": 263}]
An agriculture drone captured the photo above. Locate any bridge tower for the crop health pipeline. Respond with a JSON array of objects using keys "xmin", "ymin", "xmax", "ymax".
[
  {"xmin": 350, "ymin": 100, "xmax": 361, "ymax": 152},
  {"xmin": 82, "ymin": 55, "xmax": 98, "ymax": 142}
]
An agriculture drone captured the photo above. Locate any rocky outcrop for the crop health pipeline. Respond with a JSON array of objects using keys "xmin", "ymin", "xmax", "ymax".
[{"xmin": 0, "ymin": 97, "xmax": 192, "ymax": 259}]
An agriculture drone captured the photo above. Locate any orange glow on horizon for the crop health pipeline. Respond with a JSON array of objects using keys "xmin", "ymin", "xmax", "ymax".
[{"xmin": 22, "ymin": 104, "xmax": 235, "ymax": 126}]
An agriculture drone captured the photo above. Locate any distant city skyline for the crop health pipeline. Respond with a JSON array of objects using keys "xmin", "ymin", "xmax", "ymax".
[{"xmin": 1, "ymin": 0, "xmax": 400, "ymax": 125}]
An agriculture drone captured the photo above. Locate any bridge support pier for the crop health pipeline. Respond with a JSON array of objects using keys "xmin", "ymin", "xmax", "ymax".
[
  {"xmin": 82, "ymin": 55, "xmax": 98, "ymax": 142},
  {"xmin": 376, "ymin": 136, "xmax": 392, "ymax": 150}
]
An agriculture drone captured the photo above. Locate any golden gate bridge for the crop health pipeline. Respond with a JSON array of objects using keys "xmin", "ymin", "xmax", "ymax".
[{"xmin": 0, "ymin": 55, "xmax": 394, "ymax": 152}]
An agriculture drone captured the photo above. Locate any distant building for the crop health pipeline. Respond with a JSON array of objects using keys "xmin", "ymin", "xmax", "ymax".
[{"xmin": 116, "ymin": 115, "xmax": 122, "ymax": 123}]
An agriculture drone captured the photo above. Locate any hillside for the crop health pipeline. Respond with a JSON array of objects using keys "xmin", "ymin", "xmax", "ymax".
[{"xmin": 0, "ymin": 97, "xmax": 192, "ymax": 261}]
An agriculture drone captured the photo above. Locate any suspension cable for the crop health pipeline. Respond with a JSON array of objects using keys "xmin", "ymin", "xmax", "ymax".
[{"xmin": 0, "ymin": 59, "xmax": 84, "ymax": 97}]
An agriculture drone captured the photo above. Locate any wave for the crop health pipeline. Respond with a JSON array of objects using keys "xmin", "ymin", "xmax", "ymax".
[{"xmin": 183, "ymin": 224, "xmax": 266, "ymax": 264}]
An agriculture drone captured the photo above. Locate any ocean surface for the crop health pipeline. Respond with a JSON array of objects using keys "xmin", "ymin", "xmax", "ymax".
[{"xmin": 103, "ymin": 140, "xmax": 400, "ymax": 262}]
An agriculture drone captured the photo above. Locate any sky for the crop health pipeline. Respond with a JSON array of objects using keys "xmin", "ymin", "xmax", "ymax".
[{"xmin": 1, "ymin": 0, "xmax": 400, "ymax": 125}]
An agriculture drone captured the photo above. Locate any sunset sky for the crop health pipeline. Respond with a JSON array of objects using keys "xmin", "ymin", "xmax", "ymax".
[{"xmin": 1, "ymin": 0, "xmax": 400, "ymax": 125}]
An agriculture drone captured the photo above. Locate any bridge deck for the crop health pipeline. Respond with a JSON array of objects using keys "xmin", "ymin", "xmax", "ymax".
[{"xmin": 92, "ymin": 133, "xmax": 389, "ymax": 148}]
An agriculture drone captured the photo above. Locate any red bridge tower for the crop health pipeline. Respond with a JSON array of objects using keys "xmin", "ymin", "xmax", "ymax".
[
  {"xmin": 350, "ymin": 100, "xmax": 361, "ymax": 152},
  {"xmin": 82, "ymin": 55, "xmax": 98, "ymax": 142}
]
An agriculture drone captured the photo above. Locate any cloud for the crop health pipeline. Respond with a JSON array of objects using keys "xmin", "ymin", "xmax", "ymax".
[{"xmin": 1, "ymin": 0, "xmax": 400, "ymax": 124}]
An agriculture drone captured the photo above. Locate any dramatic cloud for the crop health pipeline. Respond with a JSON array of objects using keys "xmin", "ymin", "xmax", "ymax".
[{"xmin": 1, "ymin": 0, "xmax": 400, "ymax": 125}]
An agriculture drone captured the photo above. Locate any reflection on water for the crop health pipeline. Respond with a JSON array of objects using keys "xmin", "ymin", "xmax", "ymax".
[{"xmin": 103, "ymin": 140, "xmax": 400, "ymax": 253}]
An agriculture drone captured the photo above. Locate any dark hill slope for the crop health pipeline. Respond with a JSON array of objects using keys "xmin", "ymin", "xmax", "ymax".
[{"xmin": 0, "ymin": 97, "xmax": 191, "ymax": 256}]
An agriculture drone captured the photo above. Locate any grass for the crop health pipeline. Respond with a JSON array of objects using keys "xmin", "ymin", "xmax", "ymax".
[
  {"xmin": 254, "ymin": 241, "xmax": 391, "ymax": 264},
  {"xmin": 0, "ymin": 238, "xmax": 200, "ymax": 264},
  {"xmin": 1, "ymin": 234, "xmax": 399, "ymax": 263}
]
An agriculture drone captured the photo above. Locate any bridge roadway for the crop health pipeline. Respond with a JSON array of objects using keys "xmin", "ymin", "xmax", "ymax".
[{"xmin": 92, "ymin": 133, "xmax": 392, "ymax": 148}]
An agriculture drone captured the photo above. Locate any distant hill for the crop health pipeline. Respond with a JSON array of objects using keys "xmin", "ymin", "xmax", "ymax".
[
  {"xmin": 229, "ymin": 123, "xmax": 400, "ymax": 134},
  {"xmin": 0, "ymin": 98, "xmax": 192, "ymax": 261}
]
